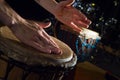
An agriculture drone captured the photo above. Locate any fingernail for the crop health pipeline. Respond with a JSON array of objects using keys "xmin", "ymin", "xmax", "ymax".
[
  {"xmin": 85, "ymin": 17, "xmax": 87, "ymax": 20},
  {"xmin": 89, "ymin": 20, "xmax": 92, "ymax": 25},
  {"xmin": 86, "ymin": 25, "xmax": 89, "ymax": 28},
  {"xmin": 45, "ymin": 49, "xmax": 51, "ymax": 54},
  {"xmin": 53, "ymin": 48, "xmax": 62, "ymax": 55},
  {"xmin": 57, "ymin": 49, "xmax": 62, "ymax": 55}
]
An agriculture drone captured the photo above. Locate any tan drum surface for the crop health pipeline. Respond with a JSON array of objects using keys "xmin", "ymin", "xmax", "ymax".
[{"xmin": 0, "ymin": 26, "xmax": 76, "ymax": 67}]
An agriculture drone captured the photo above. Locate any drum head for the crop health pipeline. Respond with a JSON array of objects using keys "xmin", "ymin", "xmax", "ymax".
[{"xmin": 0, "ymin": 26, "xmax": 75, "ymax": 66}]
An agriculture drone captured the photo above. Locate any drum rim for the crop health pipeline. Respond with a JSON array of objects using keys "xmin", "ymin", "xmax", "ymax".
[{"xmin": 0, "ymin": 26, "xmax": 77, "ymax": 67}]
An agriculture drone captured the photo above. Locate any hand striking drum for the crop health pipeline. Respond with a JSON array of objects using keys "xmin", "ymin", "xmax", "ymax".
[
  {"xmin": 0, "ymin": 0, "xmax": 91, "ymax": 80},
  {"xmin": 0, "ymin": 2, "xmax": 77, "ymax": 79}
]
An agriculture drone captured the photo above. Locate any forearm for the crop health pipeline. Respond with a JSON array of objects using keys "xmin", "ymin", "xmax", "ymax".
[
  {"xmin": 35, "ymin": 0, "xmax": 75, "ymax": 16},
  {"xmin": 35, "ymin": 0, "xmax": 58, "ymax": 15},
  {"xmin": 0, "ymin": 0, "xmax": 25, "ymax": 27}
]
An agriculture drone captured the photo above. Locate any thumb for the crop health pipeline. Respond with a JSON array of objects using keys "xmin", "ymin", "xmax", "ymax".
[{"xmin": 37, "ymin": 22, "xmax": 51, "ymax": 28}]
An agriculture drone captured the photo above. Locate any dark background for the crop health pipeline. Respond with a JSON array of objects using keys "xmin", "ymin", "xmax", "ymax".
[{"xmin": 5, "ymin": 0, "xmax": 120, "ymax": 21}]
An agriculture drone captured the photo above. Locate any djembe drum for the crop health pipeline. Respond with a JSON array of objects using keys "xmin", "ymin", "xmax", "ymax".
[
  {"xmin": 0, "ymin": 26, "xmax": 77, "ymax": 80},
  {"xmin": 54, "ymin": 23, "xmax": 101, "ymax": 61},
  {"xmin": 75, "ymin": 28, "xmax": 101, "ymax": 61}
]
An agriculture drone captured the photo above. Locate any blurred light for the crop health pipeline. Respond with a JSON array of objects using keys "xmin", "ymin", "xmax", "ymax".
[{"xmin": 91, "ymin": 3, "xmax": 95, "ymax": 6}]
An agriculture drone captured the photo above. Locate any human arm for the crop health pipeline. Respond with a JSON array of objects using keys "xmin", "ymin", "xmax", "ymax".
[
  {"xmin": 35, "ymin": 0, "xmax": 91, "ymax": 33},
  {"xmin": 0, "ymin": 0, "xmax": 61, "ymax": 54}
]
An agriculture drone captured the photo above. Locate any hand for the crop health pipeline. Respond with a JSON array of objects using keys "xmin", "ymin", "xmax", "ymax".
[
  {"xmin": 54, "ymin": 0, "xmax": 91, "ymax": 33},
  {"xmin": 10, "ymin": 20, "xmax": 61, "ymax": 54}
]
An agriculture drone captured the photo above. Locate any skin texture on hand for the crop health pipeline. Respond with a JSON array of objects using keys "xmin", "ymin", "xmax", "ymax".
[
  {"xmin": 0, "ymin": 0, "xmax": 91, "ymax": 55},
  {"xmin": 10, "ymin": 20, "xmax": 61, "ymax": 54},
  {"xmin": 36, "ymin": 0, "xmax": 91, "ymax": 33},
  {"xmin": 54, "ymin": 0, "xmax": 91, "ymax": 33},
  {"xmin": 0, "ymin": 0, "xmax": 61, "ymax": 55}
]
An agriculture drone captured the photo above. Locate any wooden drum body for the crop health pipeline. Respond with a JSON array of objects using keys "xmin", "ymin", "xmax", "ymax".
[{"xmin": 0, "ymin": 26, "xmax": 77, "ymax": 80}]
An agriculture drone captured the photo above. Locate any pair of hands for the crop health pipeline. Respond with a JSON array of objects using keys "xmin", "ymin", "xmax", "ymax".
[{"xmin": 10, "ymin": 0, "xmax": 91, "ymax": 55}]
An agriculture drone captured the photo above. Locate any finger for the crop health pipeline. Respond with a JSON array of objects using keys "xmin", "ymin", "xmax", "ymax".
[
  {"xmin": 41, "ymin": 30, "xmax": 59, "ymax": 47},
  {"xmin": 74, "ymin": 14, "xmax": 92, "ymax": 25},
  {"xmin": 83, "ymin": 18, "xmax": 92, "ymax": 25},
  {"xmin": 37, "ymin": 30, "xmax": 50, "ymax": 43},
  {"xmin": 70, "ymin": 22, "xmax": 82, "ymax": 32},
  {"xmin": 33, "ymin": 36, "xmax": 61, "ymax": 54},
  {"xmin": 88, "ymin": 18, "xmax": 92, "ymax": 25},
  {"xmin": 73, "ymin": 17, "xmax": 90, "ymax": 28},
  {"xmin": 73, "ymin": 9, "xmax": 87, "ymax": 21},
  {"xmin": 47, "ymin": 40, "xmax": 61, "ymax": 54},
  {"xmin": 23, "ymin": 39, "xmax": 51, "ymax": 54},
  {"xmin": 37, "ymin": 22, "xmax": 51, "ymax": 28},
  {"xmin": 32, "ymin": 41, "xmax": 51, "ymax": 54},
  {"xmin": 49, "ymin": 46, "xmax": 62, "ymax": 55},
  {"xmin": 75, "ymin": 20, "xmax": 89, "ymax": 28},
  {"xmin": 32, "ymin": 35, "xmax": 47, "ymax": 48},
  {"xmin": 37, "ymin": 30, "xmax": 62, "ymax": 54},
  {"xmin": 37, "ymin": 30, "xmax": 59, "ymax": 52}
]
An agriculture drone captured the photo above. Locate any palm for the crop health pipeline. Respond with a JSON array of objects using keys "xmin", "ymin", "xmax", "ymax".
[{"xmin": 55, "ymin": 3, "xmax": 91, "ymax": 33}]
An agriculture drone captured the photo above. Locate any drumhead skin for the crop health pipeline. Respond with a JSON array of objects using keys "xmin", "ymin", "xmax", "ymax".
[{"xmin": 0, "ymin": 26, "xmax": 77, "ymax": 67}]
